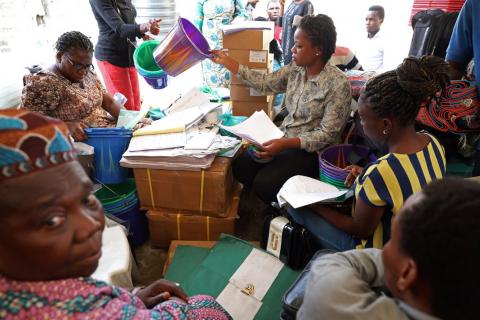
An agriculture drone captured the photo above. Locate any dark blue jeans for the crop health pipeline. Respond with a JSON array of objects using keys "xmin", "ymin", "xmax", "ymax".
[{"xmin": 287, "ymin": 206, "xmax": 357, "ymax": 251}]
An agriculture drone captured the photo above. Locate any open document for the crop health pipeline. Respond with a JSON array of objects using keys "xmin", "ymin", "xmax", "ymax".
[
  {"xmin": 219, "ymin": 110, "xmax": 284, "ymax": 146},
  {"xmin": 277, "ymin": 175, "xmax": 349, "ymax": 209}
]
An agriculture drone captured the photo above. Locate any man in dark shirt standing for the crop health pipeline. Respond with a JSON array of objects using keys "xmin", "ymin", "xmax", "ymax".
[{"xmin": 89, "ymin": 0, "xmax": 160, "ymax": 111}]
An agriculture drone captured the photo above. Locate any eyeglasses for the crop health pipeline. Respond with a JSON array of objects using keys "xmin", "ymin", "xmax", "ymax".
[{"xmin": 64, "ymin": 55, "xmax": 94, "ymax": 71}]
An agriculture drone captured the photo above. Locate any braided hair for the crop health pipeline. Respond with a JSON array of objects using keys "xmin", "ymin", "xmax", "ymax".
[
  {"xmin": 55, "ymin": 31, "xmax": 94, "ymax": 54},
  {"xmin": 298, "ymin": 14, "xmax": 336, "ymax": 64},
  {"xmin": 363, "ymin": 56, "xmax": 450, "ymax": 126},
  {"xmin": 399, "ymin": 178, "xmax": 480, "ymax": 320}
]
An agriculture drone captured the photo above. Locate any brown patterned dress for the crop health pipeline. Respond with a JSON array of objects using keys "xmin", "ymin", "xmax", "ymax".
[{"xmin": 21, "ymin": 69, "xmax": 115, "ymax": 128}]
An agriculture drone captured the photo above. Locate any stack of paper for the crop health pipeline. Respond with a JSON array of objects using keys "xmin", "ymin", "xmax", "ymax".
[
  {"xmin": 121, "ymin": 129, "xmax": 240, "ymax": 171},
  {"xmin": 120, "ymin": 87, "xmax": 242, "ymax": 171}
]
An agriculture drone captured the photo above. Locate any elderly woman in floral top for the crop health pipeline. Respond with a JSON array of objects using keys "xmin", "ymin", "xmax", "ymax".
[
  {"xmin": 212, "ymin": 14, "xmax": 352, "ymax": 203},
  {"xmin": 0, "ymin": 109, "xmax": 231, "ymax": 320},
  {"xmin": 21, "ymin": 31, "xmax": 147, "ymax": 141}
]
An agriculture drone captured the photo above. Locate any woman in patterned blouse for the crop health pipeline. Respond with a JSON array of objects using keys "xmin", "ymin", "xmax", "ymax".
[
  {"xmin": 212, "ymin": 14, "xmax": 352, "ymax": 204},
  {"xmin": 21, "ymin": 31, "xmax": 147, "ymax": 141}
]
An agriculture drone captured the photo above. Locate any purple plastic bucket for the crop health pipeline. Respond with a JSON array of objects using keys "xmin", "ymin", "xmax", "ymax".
[
  {"xmin": 318, "ymin": 144, "xmax": 374, "ymax": 186},
  {"xmin": 153, "ymin": 17, "xmax": 211, "ymax": 77}
]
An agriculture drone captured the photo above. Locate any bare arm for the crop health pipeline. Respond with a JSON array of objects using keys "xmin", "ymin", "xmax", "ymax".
[{"xmin": 101, "ymin": 92, "xmax": 121, "ymax": 119}]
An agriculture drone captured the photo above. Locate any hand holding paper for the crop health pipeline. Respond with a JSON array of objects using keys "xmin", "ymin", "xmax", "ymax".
[{"xmin": 219, "ymin": 110, "xmax": 284, "ymax": 147}]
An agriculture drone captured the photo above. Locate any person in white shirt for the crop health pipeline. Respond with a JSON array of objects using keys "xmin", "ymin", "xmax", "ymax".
[
  {"xmin": 298, "ymin": 178, "xmax": 480, "ymax": 320},
  {"xmin": 357, "ymin": 5, "xmax": 385, "ymax": 72}
]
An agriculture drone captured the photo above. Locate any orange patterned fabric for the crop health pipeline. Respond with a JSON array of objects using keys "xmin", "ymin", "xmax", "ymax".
[{"xmin": 21, "ymin": 70, "xmax": 115, "ymax": 128}]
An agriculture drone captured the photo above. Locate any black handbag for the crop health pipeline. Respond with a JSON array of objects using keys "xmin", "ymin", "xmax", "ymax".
[
  {"xmin": 261, "ymin": 204, "xmax": 317, "ymax": 270},
  {"xmin": 280, "ymin": 249, "xmax": 335, "ymax": 319}
]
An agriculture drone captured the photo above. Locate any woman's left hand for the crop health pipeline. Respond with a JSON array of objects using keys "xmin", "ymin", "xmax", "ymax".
[
  {"xmin": 255, "ymin": 139, "xmax": 286, "ymax": 159},
  {"xmin": 132, "ymin": 117, "xmax": 152, "ymax": 131},
  {"xmin": 136, "ymin": 279, "xmax": 188, "ymax": 308}
]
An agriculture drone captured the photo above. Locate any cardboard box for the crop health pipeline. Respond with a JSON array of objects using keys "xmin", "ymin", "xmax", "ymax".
[
  {"xmin": 230, "ymin": 84, "xmax": 270, "ymax": 102},
  {"xmin": 227, "ymin": 49, "xmax": 272, "ymax": 69},
  {"xmin": 231, "ymin": 98, "xmax": 273, "ymax": 118},
  {"xmin": 223, "ymin": 28, "xmax": 274, "ymax": 50},
  {"xmin": 147, "ymin": 185, "xmax": 241, "ymax": 247},
  {"xmin": 133, "ymin": 157, "xmax": 234, "ymax": 214},
  {"xmin": 163, "ymin": 239, "xmax": 260, "ymax": 275}
]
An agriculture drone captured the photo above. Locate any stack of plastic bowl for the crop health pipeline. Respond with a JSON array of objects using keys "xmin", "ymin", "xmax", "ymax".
[
  {"xmin": 95, "ymin": 179, "xmax": 149, "ymax": 246},
  {"xmin": 319, "ymin": 144, "xmax": 374, "ymax": 188},
  {"xmin": 133, "ymin": 40, "xmax": 168, "ymax": 89}
]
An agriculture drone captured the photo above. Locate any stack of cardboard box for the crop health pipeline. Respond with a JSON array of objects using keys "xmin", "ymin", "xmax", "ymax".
[
  {"xmin": 223, "ymin": 25, "xmax": 275, "ymax": 117},
  {"xmin": 133, "ymin": 157, "xmax": 240, "ymax": 247}
]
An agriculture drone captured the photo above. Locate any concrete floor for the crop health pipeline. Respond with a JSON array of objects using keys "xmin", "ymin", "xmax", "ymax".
[{"xmin": 133, "ymin": 188, "xmax": 266, "ymax": 286}]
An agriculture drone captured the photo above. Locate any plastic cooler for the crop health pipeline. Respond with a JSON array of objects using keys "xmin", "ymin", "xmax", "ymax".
[
  {"xmin": 95, "ymin": 179, "xmax": 149, "ymax": 246},
  {"xmin": 85, "ymin": 128, "xmax": 132, "ymax": 185}
]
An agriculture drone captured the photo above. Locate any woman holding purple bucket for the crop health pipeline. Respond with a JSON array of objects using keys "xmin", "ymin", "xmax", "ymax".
[{"xmin": 286, "ymin": 56, "xmax": 449, "ymax": 251}]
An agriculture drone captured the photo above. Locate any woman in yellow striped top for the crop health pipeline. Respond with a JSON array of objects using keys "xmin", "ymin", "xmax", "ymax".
[{"xmin": 288, "ymin": 55, "xmax": 449, "ymax": 250}]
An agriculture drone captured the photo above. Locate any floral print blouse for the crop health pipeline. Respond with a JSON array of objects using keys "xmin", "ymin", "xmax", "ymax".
[
  {"xmin": 0, "ymin": 276, "xmax": 231, "ymax": 319},
  {"xmin": 21, "ymin": 70, "xmax": 115, "ymax": 128},
  {"xmin": 238, "ymin": 63, "xmax": 352, "ymax": 152}
]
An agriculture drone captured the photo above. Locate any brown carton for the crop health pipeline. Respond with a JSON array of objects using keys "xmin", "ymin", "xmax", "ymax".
[
  {"xmin": 230, "ymin": 84, "xmax": 270, "ymax": 102},
  {"xmin": 147, "ymin": 185, "xmax": 241, "ymax": 247},
  {"xmin": 133, "ymin": 157, "xmax": 234, "ymax": 215},
  {"xmin": 227, "ymin": 49, "xmax": 272, "ymax": 68},
  {"xmin": 223, "ymin": 28, "xmax": 273, "ymax": 50},
  {"xmin": 231, "ymin": 98, "xmax": 273, "ymax": 118}
]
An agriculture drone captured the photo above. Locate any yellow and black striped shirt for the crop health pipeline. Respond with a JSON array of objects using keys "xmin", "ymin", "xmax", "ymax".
[{"xmin": 354, "ymin": 133, "xmax": 446, "ymax": 249}]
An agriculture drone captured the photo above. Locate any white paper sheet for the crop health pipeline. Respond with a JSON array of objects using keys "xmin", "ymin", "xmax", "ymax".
[
  {"xmin": 229, "ymin": 248, "xmax": 284, "ymax": 301},
  {"xmin": 219, "ymin": 110, "xmax": 284, "ymax": 146},
  {"xmin": 184, "ymin": 131, "xmax": 217, "ymax": 150},
  {"xmin": 216, "ymin": 283, "xmax": 262, "ymax": 320},
  {"xmin": 221, "ymin": 20, "xmax": 273, "ymax": 35},
  {"xmin": 127, "ymin": 132, "xmax": 186, "ymax": 152},
  {"xmin": 165, "ymin": 87, "xmax": 211, "ymax": 115},
  {"xmin": 277, "ymin": 175, "xmax": 348, "ymax": 208}
]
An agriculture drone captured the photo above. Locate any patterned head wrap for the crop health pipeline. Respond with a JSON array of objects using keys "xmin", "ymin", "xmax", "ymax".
[{"xmin": 0, "ymin": 109, "xmax": 76, "ymax": 181}]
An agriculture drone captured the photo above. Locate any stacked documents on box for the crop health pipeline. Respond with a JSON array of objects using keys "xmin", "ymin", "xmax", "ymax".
[
  {"xmin": 121, "ymin": 134, "xmax": 240, "ymax": 171},
  {"xmin": 219, "ymin": 110, "xmax": 284, "ymax": 146},
  {"xmin": 121, "ymin": 88, "xmax": 241, "ymax": 171}
]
